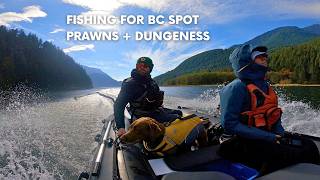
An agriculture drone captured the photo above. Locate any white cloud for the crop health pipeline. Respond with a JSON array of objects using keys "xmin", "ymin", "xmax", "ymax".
[
  {"xmin": 267, "ymin": 0, "xmax": 320, "ymax": 18},
  {"xmin": 62, "ymin": 0, "xmax": 227, "ymax": 23},
  {"xmin": 124, "ymin": 45, "xmax": 167, "ymax": 72},
  {"xmin": 47, "ymin": 39, "xmax": 54, "ymax": 42},
  {"xmin": 148, "ymin": 23, "xmax": 201, "ymax": 34},
  {"xmin": 124, "ymin": 40, "xmax": 212, "ymax": 74},
  {"xmin": 0, "ymin": 5, "xmax": 47, "ymax": 26},
  {"xmin": 79, "ymin": 11, "xmax": 120, "ymax": 31},
  {"xmin": 63, "ymin": 44, "xmax": 95, "ymax": 53},
  {"xmin": 50, "ymin": 28, "xmax": 65, "ymax": 34},
  {"xmin": 83, "ymin": 60, "xmax": 129, "ymax": 69},
  {"xmin": 62, "ymin": 0, "xmax": 320, "ymax": 25},
  {"xmin": 62, "ymin": 0, "xmax": 123, "ymax": 12}
]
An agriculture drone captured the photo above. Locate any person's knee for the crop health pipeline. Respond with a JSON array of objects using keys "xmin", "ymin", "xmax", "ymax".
[
  {"xmin": 149, "ymin": 112, "xmax": 177, "ymax": 123},
  {"xmin": 174, "ymin": 110, "xmax": 183, "ymax": 116},
  {"xmin": 184, "ymin": 124, "xmax": 205, "ymax": 145},
  {"xmin": 164, "ymin": 108, "xmax": 183, "ymax": 117}
]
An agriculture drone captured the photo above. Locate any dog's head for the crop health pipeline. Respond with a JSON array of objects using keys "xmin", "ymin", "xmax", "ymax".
[{"xmin": 120, "ymin": 117, "xmax": 165, "ymax": 144}]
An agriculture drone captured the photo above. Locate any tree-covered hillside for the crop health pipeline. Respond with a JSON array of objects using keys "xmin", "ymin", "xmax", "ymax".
[
  {"xmin": 164, "ymin": 71, "xmax": 235, "ymax": 86},
  {"xmin": 155, "ymin": 48, "xmax": 234, "ymax": 84},
  {"xmin": 0, "ymin": 26, "xmax": 92, "ymax": 90},
  {"xmin": 155, "ymin": 24, "xmax": 320, "ymax": 85},
  {"xmin": 245, "ymin": 26, "xmax": 320, "ymax": 49},
  {"xmin": 269, "ymin": 38, "xmax": 320, "ymax": 84},
  {"xmin": 165, "ymin": 38, "xmax": 320, "ymax": 85}
]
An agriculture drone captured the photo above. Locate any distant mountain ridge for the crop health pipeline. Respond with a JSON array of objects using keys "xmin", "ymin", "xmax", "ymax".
[
  {"xmin": 244, "ymin": 26, "xmax": 320, "ymax": 49},
  {"xmin": 303, "ymin": 24, "xmax": 320, "ymax": 35},
  {"xmin": 154, "ymin": 24, "xmax": 320, "ymax": 85},
  {"xmin": 82, "ymin": 66, "xmax": 120, "ymax": 87}
]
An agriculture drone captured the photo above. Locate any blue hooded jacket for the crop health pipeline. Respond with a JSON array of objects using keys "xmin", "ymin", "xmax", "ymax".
[{"xmin": 219, "ymin": 44, "xmax": 284, "ymax": 142}]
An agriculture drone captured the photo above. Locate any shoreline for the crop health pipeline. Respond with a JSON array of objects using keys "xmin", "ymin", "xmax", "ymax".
[
  {"xmin": 272, "ymin": 84, "xmax": 320, "ymax": 87},
  {"xmin": 161, "ymin": 84, "xmax": 320, "ymax": 87},
  {"xmin": 160, "ymin": 84, "xmax": 219, "ymax": 87}
]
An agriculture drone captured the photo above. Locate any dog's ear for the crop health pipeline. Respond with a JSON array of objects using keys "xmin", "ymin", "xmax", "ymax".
[
  {"xmin": 151, "ymin": 121, "xmax": 162, "ymax": 132},
  {"xmin": 129, "ymin": 119, "xmax": 139, "ymax": 130},
  {"xmin": 148, "ymin": 121, "xmax": 165, "ymax": 136}
]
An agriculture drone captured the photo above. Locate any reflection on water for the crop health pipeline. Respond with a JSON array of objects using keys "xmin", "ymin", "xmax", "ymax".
[{"xmin": 276, "ymin": 86, "xmax": 320, "ymax": 109}]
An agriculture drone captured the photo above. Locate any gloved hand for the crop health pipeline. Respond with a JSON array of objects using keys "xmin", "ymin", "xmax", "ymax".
[
  {"xmin": 117, "ymin": 128, "xmax": 126, "ymax": 137},
  {"xmin": 279, "ymin": 137, "xmax": 303, "ymax": 146},
  {"xmin": 275, "ymin": 135, "xmax": 282, "ymax": 144}
]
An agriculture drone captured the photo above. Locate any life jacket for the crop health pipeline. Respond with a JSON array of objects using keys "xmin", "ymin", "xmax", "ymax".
[
  {"xmin": 143, "ymin": 114, "xmax": 203, "ymax": 156},
  {"xmin": 127, "ymin": 78, "xmax": 164, "ymax": 116},
  {"xmin": 240, "ymin": 83, "xmax": 282, "ymax": 130}
]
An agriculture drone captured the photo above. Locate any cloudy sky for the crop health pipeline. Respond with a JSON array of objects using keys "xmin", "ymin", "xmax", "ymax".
[{"xmin": 1, "ymin": 0, "xmax": 320, "ymax": 80}]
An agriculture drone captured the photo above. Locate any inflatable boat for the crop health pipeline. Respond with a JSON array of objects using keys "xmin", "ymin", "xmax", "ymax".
[{"xmin": 78, "ymin": 93, "xmax": 320, "ymax": 180}]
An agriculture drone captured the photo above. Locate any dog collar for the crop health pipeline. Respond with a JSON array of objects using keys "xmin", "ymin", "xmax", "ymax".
[{"xmin": 143, "ymin": 135, "xmax": 177, "ymax": 155}]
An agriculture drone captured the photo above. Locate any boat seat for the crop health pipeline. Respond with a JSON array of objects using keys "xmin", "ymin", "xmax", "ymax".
[
  {"xmin": 164, "ymin": 145, "xmax": 222, "ymax": 171},
  {"xmin": 257, "ymin": 163, "xmax": 320, "ymax": 180},
  {"xmin": 161, "ymin": 171, "xmax": 235, "ymax": 180}
]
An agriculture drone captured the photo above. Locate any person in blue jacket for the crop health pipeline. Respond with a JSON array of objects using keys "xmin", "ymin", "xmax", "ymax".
[
  {"xmin": 220, "ymin": 45, "xmax": 284, "ymax": 143},
  {"xmin": 114, "ymin": 57, "xmax": 181, "ymax": 137},
  {"xmin": 218, "ymin": 44, "xmax": 320, "ymax": 174}
]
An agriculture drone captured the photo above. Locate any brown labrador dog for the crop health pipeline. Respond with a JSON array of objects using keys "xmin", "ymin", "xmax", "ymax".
[{"xmin": 120, "ymin": 116, "xmax": 208, "ymax": 156}]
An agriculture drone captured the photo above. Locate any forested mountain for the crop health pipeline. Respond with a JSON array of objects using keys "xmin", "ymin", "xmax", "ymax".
[
  {"xmin": 164, "ymin": 71, "xmax": 235, "ymax": 86},
  {"xmin": 303, "ymin": 24, "xmax": 320, "ymax": 35},
  {"xmin": 155, "ymin": 24, "xmax": 320, "ymax": 85},
  {"xmin": 268, "ymin": 38, "xmax": 320, "ymax": 84},
  {"xmin": 245, "ymin": 26, "xmax": 320, "ymax": 49},
  {"xmin": 164, "ymin": 38, "xmax": 320, "ymax": 85},
  {"xmin": 82, "ymin": 66, "xmax": 120, "ymax": 87},
  {"xmin": 154, "ymin": 48, "xmax": 234, "ymax": 84},
  {"xmin": 0, "ymin": 26, "xmax": 92, "ymax": 90}
]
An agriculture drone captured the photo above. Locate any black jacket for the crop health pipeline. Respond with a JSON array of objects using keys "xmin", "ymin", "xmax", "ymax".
[{"xmin": 114, "ymin": 69, "xmax": 162, "ymax": 129}]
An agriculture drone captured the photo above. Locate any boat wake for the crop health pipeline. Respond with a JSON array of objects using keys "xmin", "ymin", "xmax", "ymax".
[
  {"xmin": 101, "ymin": 87, "xmax": 320, "ymax": 137},
  {"xmin": 0, "ymin": 88, "xmax": 114, "ymax": 179}
]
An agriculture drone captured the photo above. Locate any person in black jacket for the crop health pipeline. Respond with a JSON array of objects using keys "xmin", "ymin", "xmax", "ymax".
[{"xmin": 114, "ymin": 57, "xmax": 182, "ymax": 137}]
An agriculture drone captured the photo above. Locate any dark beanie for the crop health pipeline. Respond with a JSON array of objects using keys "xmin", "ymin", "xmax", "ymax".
[{"xmin": 137, "ymin": 57, "xmax": 154, "ymax": 71}]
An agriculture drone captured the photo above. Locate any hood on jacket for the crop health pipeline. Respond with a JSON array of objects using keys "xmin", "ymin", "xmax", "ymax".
[
  {"xmin": 229, "ymin": 44, "xmax": 270, "ymax": 93},
  {"xmin": 229, "ymin": 44, "xmax": 268, "ymax": 81}
]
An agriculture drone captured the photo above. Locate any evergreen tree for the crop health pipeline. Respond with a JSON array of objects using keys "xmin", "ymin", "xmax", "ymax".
[{"xmin": 0, "ymin": 26, "xmax": 92, "ymax": 91}]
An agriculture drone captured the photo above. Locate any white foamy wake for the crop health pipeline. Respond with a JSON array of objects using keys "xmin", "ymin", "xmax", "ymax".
[
  {"xmin": 279, "ymin": 98, "xmax": 320, "ymax": 137},
  {"xmin": 0, "ymin": 89, "xmax": 114, "ymax": 179},
  {"xmin": 102, "ymin": 88, "xmax": 120, "ymax": 99},
  {"xmin": 164, "ymin": 88, "xmax": 221, "ymax": 121},
  {"xmin": 164, "ymin": 88, "xmax": 320, "ymax": 137}
]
